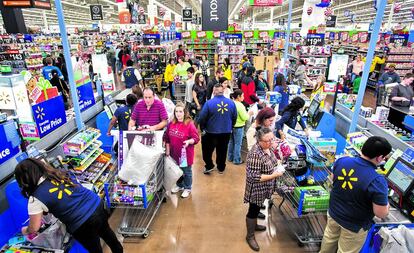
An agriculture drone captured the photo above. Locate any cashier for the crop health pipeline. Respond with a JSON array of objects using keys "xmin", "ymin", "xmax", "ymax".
[
  {"xmin": 15, "ymin": 158, "xmax": 123, "ymax": 253},
  {"xmin": 275, "ymin": 97, "xmax": 308, "ymax": 140},
  {"xmin": 389, "ymin": 73, "xmax": 414, "ymax": 107},
  {"xmin": 320, "ymin": 136, "xmax": 391, "ymax": 253}
]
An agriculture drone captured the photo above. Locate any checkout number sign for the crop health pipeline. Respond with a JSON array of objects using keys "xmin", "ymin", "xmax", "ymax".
[
  {"xmin": 143, "ymin": 34, "xmax": 161, "ymax": 46},
  {"xmin": 224, "ymin": 34, "xmax": 242, "ymax": 46},
  {"xmin": 306, "ymin": 34, "xmax": 325, "ymax": 46},
  {"xmin": 390, "ymin": 34, "xmax": 408, "ymax": 47}
]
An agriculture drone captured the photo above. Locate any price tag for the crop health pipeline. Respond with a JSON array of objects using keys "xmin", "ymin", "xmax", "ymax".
[
  {"xmin": 306, "ymin": 34, "xmax": 325, "ymax": 46},
  {"xmin": 224, "ymin": 33, "xmax": 242, "ymax": 46},
  {"xmin": 143, "ymin": 34, "xmax": 161, "ymax": 46},
  {"xmin": 390, "ymin": 34, "xmax": 408, "ymax": 47}
]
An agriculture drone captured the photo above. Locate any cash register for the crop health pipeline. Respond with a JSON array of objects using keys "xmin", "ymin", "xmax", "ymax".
[
  {"xmin": 307, "ymin": 98, "xmax": 324, "ymax": 128},
  {"xmin": 386, "ymin": 157, "xmax": 414, "ymax": 221}
]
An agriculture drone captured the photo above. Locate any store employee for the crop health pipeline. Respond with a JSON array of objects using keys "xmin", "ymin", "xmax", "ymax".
[
  {"xmin": 389, "ymin": 73, "xmax": 414, "ymax": 107},
  {"xmin": 320, "ymin": 136, "xmax": 391, "ymax": 253}
]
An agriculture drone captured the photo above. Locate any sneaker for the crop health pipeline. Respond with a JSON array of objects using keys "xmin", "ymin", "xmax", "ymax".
[
  {"xmin": 203, "ymin": 167, "xmax": 215, "ymax": 174},
  {"xmin": 218, "ymin": 170, "xmax": 224, "ymax": 174},
  {"xmin": 171, "ymin": 185, "xmax": 184, "ymax": 194},
  {"xmin": 233, "ymin": 160, "xmax": 244, "ymax": 165},
  {"xmin": 181, "ymin": 189, "xmax": 191, "ymax": 198}
]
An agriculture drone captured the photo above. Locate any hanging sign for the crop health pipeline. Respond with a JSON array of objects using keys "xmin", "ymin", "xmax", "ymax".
[
  {"xmin": 32, "ymin": 95, "xmax": 67, "ymax": 138},
  {"xmin": 351, "ymin": 33, "xmax": 359, "ymax": 43},
  {"xmin": 243, "ymin": 31, "xmax": 254, "ymax": 38},
  {"xmin": 334, "ymin": 32, "xmax": 340, "ymax": 40},
  {"xmin": 192, "ymin": 14, "xmax": 198, "ymax": 24},
  {"xmin": 368, "ymin": 22, "xmax": 374, "ymax": 32},
  {"xmin": 182, "ymin": 8, "xmax": 193, "ymax": 22},
  {"xmin": 201, "ymin": 0, "xmax": 229, "ymax": 31},
  {"xmin": 197, "ymin": 31, "xmax": 207, "ymax": 38},
  {"xmin": 306, "ymin": 34, "xmax": 325, "ymax": 46},
  {"xmin": 259, "ymin": 31, "xmax": 269, "ymax": 39},
  {"xmin": 31, "ymin": 0, "xmax": 51, "ymax": 9},
  {"xmin": 326, "ymin": 15, "xmax": 336, "ymax": 27},
  {"xmin": 249, "ymin": 0, "xmax": 282, "ymax": 6},
  {"xmin": 213, "ymin": 31, "xmax": 221, "ymax": 38},
  {"xmin": 176, "ymin": 32, "xmax": 182, "ymax": 40},
  {"xmin": 2, "ymin": 0, "xmax": 31, "ymax": 7},
  {"xmin": 181, "ymin": 31, "xmax": 191, "ymax": 39},
  {"xmin": 359, "ymin": 32, "xmax": 369, "ymax": 43},
  {"xmin": 138, "ymin": 14, "xmax": 146, "ymax": 24},
  {"xmin": 90, "ymin": 5, "xmax": 103, "ymax": 20},
  {"xmin": 77, "ymin": 82, "xmax": 96, "ymax": 112},
  {"xmin": 329, "ymin": 32, "xmax": 335, "ymax": 41},
  {"xmin": 390, "ymin": 34, "xmax": 409, "ymax": 47},
  {"xmin": 224, "ymin": 33, "xmax": 242, "ymax": 46},
  {"xmin": 143, "ymin": 34, "xmax": 161, "ymax": 46}
]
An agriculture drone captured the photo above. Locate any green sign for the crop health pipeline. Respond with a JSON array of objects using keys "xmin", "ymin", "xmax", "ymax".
[{"xmin": 0, "ymin": 65, "xmax": 12, "ymax": 74}]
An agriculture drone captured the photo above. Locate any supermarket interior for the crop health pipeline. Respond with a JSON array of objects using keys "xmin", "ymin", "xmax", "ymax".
[{"xmin": 1, "ymin": 0, "xmax": 414, "ymax": 252}]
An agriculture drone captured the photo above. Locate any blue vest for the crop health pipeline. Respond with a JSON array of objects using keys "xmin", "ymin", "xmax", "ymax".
[
  {"xmin": 123, "ymin": 67, "xmax": 139, "ymax": 88},
  {"xmin": 33, "ymin": 179, "xmax": 100, "ymax": 233},
  {"xmin": 329, "ymin": 157, "xmax": 382, "ymax": 232}
]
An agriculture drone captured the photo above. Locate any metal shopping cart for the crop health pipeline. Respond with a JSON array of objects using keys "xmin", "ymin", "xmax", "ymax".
[
  {"xmin": 104, "ymin": 156, "xmax": 165, "ymax": 238},
  {"xmin": 174, "ymin": 80, "xmax": 187, "ymax": 103},
  {"xmin": 269, "ymin": 163, "xmax": 332, "ymax": 248}
]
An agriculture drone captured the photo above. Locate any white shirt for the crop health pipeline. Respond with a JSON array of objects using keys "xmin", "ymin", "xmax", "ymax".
[{"xmin": 28, "ymin": 177, "xmax": 49, "ymax": 215}]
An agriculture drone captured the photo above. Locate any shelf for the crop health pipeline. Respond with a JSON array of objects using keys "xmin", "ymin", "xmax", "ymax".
[
  {"xmin": 73, "ymin": 149, "xmax": 104, "ymax": 173},
  {"xmin": 306, "ymin": 65, "xmax": 328, "ymax": 68},
  {"xmin": 388, "ymin": 52, "xmax": 413, "ymax": 55},
  {"xmin": 387, "ymin": 60, "xmax": 413, "ymax": 63},
  {"xmin": 218, "ymin": 53, "xmax": 245, "ymax": 55},
  {"xmin": 300, "ymin": 55, "xmax": 331, "ymax": 58},
  {"xmin": 64, "ymin": 133, "xmax": 101, "ymax": 156},
  {"xmin": 90, "ymin": 158, "xmax": 113, "ymax": 184},
  {"xmin": 73, "ymin": 141, "xmax": 103, "ymax": 166}
]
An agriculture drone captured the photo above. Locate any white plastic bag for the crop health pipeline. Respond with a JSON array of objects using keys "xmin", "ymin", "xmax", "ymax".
[
  {"xmin": 164, "ymin": 156, "xmax": 183, "ymax": 192},
  {"xmin": 162, "ymin": 98, "xmax": 175, "ymax": 122},
  {"xmin": 27, "ymin": 214, "xmax": 69, "ymax": 249},
  {"xmin": 119, "ymin": 136, "xmax": 164, "ymax": 185}
]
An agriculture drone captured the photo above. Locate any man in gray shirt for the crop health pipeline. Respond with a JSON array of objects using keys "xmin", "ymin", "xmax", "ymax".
[
  {"xmin": 185, "ymin": 67, "xmax": 195, "ymax": 106},
  {"xmin": 390, "ymin": 73, "xmax": 414, "ymax": 107}
]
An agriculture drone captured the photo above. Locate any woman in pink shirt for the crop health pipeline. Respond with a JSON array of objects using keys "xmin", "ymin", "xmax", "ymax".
[
  {"xmin": 349, "ymin": 55, "xmax": 364, "ymax": 82},
  {"xmin": 164, "ymin": 102, "xmax": 200, "ymax": 198}
]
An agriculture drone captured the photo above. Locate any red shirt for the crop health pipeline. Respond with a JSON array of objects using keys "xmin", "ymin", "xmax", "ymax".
[
  {"xmin": 122, "ymin": 54, "xmax": 131, "ymax": 67},
  {"xmin": 163, "ymin": 121, "xmax": 200, "ymax": 166},
  {"xmin": 241, "ymin": 77, "xmax": 258, "ymax": 105},
  {"xmin": 131, "ymin": 99, "xmax": 168, "ymax": 127},
  {"xmin": 176, "ymin": 49, "xmax": 185, "ymax": 60}
]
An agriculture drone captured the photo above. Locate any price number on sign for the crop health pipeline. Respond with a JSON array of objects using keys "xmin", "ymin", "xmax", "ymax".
[
  {"xmin": 143, "ymin": 34, "xmax": 160, "ymax": 46},
  {"xmin": 306, "ymin": 34, "xmax": 325, "ymax": 46},
  {"xmin": 224, "ymin": 34, "xmax": 242, "ymax": 46},
  {"xmin": 390, "ymin": 34, "xmax": 408, "ymax": 47}
]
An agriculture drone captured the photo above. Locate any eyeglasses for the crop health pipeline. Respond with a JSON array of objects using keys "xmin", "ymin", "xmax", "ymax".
[{"xmin": 260, "ymin": 138, "xmax": 275, "ymax": 143}]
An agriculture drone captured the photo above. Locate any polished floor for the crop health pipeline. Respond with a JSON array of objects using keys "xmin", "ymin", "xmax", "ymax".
[{"xmin": 105, "ymin": 143, "xmax": 319, "ymax": 253}]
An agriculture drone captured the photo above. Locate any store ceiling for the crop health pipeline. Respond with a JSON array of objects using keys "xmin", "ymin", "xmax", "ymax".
[{"xmin": 1, "ymin": 0, "xmax": 414, "ymax": 29}]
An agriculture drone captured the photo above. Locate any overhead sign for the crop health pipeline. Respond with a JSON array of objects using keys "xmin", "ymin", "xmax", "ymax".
[
  {"xmin": 138, "ymin": 14, "xmax": 146, "ymax": 24},
  {"xmin": 2, "ymin": 0, "xmax": 31, "ymax": 7},
  {"xmin": 143, "ymin": 33, "xmax": 161, "ymax": 46},
  {"xmin": 224, "ymin": 33, "xmax": 242, "ymax": 46},
  {"xmin": 182, "ymin": 8, "xmax": 193, "ymax": 22},
  {"xmin": 90, "ymin": 5, "xmax": 103, "ymax": 20},
  {"xmin": 326, "ymin": 15, "xmax": 336, "ymax": 28},
  {"xmin": 329, "ymin": 54, "xmax": 349, "ymax": 82},
  {"xmin": 306, "ymin": 33, "xmax": 325, "ymax": 46},
  {"xmin": 192, "ymin": 14, "xmax": 198, "ymax": 24},
  {"xmin": 201, "ymin": 0, "xmax": 229, "ymax": 31},
  {"xmin": 390, "ymin": 34, "xmax": 408, "ymax": 47},
  {"xmin": 31, "ymin": 0, "xmax": 51, "ymax": 9},
  {"xmin": 249, "ymin": 0, "xmax": 282, "ymax": 6},
  {"xmin": 77, "ymin": 82, "xmax": 96, "ymax": 112},
  {"xmin": 32, "ymin": 95, "xmax": 67, "ymax": 138}
]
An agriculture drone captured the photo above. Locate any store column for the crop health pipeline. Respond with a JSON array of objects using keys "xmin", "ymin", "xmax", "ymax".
[
  {"xmin": 0, "ymin": 4, "xmax": 27, "ymax": 34},
  {"xmin": 349, "ymin": 0, "xmax": 387, "ymax": 133},
  {"xmin": 282, "ymin": 0, "xmax": 293, "ymax": 77}
]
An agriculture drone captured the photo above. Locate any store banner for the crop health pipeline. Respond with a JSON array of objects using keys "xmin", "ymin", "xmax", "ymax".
[
  {"xmin": 118, "ymin": 2, "xmax": 131, "ymax": 24},
  {"xmin": 182, "ymin": 8, "xmax": 193, "ymax": 22},
  {"xmin": 0, "ymin": 121, "xmax": 20, "ymax": 166},
  {"xmin": 244, "ymin": 31, "xmax": 254, "ymax": 38},
  {"xmin": 259, "ymin": 31, "xmax": 269, "ymax": 39},
  {"xmin": 77, "ymin": 82, "xmax": 96, "ymax": 112},
  {"xmin": 197, "ymin": 31, "xmax": 207, "ymax": 38},
  {"xmin": 181, "ymin": 31, "xmax": 191, "ymax": 39},
  {"xmin": 224, "ymin": 33, "xmax": 242, "ymax": 45},
  {"xmin": 390, "ymin": 34, "xmax": 409, "ymax": 46},
  {"xmin": 213, "ymin": 31, "xmax": 221, "ymax": 38},
  {"xmin": 201, "ymin": 0, "xmax": 228, "ymax": 31},
  {"xmin": 249, "ymin": 0, "xmax": 282, "ymax": 6},
  {"xmin": 341, "ymin": 32, "xmax": 348, "ymax": 42},
  {"xmin": 32, "ymin": 95, "xmax": 67, "ymax": 138},
  {"xmin": 326, "ymin": 15, "xmax": 336, "ymax": 28},
  {"xmin": 359, "ymin": 32, "xmax": 369, "ymax": 43},
  {"xmin": 351, "ymin": 33, "xmax": 358, "ymax": 43},
  {"xmin": 31, "ymin": 0, "xmax": 51, "ymax": 9},
  {"xmin": 90, "ymin": 5, "xmax": 103, "ymax": 20}
]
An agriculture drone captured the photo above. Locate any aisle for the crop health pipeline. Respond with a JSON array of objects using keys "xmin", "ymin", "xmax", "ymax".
[{"xmin": 107, "ymin": 144, "xmax": 311, "ymax": 253}]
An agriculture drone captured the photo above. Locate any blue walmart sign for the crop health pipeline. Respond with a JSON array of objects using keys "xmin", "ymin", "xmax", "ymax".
[
  {"xmin": 0, "ymin": 121, "xmax": 20, "ymax": 165},
  {"xmin": 77, "ymin": 82, "xmax": 96, "ymax": 112},
  {"xmin": 32, "ymin": 95, "xmax": 67, "ymax": 138}
]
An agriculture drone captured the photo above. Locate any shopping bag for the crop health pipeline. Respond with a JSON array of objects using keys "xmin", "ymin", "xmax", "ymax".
[
  {"xmin": 27, "ymin": 214, "xmax": 69, "ymax": 249},
  {"xmin": 164, "ymin": 156, "xmax": 184, "ymax": 192},
  {"xmin": 179, "ymin": 147, "xmax": 188, "ymax": 168},
  {"xmin": 162, "ymin": 98, "xmax": 175, "ymax": 122},
  {"xmin": 274, "ymin": 141, "xmax": 292, "ymax": 160}
]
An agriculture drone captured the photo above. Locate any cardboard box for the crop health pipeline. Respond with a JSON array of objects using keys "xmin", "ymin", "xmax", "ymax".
[
  {"xmin": 294, "ymin": 185, "xmax": 329, "ymax": 213},
  {"xmin": 310, "ymin": 138, "xmax": 337, "ymax": 166}
]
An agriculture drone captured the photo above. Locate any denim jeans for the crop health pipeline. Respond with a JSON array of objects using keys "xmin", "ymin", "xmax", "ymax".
[
  {"xmin": 177, "ymin": 166, "xmax": 192, "ymax": 190},
  {"xmin": 228, "ymin": 127, "xmax": 244, "ymax": 164}
]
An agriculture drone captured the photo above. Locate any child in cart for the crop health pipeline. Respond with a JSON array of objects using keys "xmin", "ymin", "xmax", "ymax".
[{"xmin": 163, "ymin": 102, "xmax": 200, "ymax": 198}]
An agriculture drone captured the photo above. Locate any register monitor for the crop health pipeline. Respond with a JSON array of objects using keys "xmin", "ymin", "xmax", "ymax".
[
  {"xmin": 386, "ymin": 158, "xmax": 414, "ymax": 220},
  {"xmin": 109, "ymin": 103, "xmax": 119, "ymax": 115},
  {"xmin": 307, "ymin": 98, "xmax": 324, "ymax": 128}
]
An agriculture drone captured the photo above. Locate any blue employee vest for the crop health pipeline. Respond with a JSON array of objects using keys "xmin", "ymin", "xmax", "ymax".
[
  {"xmin": 329, "ymin": 157, "xmax": 382, "ymax": 232},
  {"xmin": 33, "ymin": 179, "xmax": 100, "ymax": 233},
  {"xmin": 123, "ymin": 67, "xmax": 139, "ymax": 88}
]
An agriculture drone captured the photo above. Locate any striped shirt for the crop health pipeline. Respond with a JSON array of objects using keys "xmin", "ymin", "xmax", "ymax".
[{"xmin": 131, "ymin": 99, "xmax": 168, "ymax": 127}]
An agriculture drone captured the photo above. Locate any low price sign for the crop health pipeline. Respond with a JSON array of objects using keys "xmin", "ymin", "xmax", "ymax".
[
  {"xmin": 390, "ymin": 34, "xmax": 408, "ymax": 47},
  {"xmin": 224, "ymin": 33, "xmax": 242, "ymax": 45},
  {"xmin": 77, "ymin": 82, "xmax": 96, "ymax": 112},
  {"xmin": 32, "ymin": 95, "xmax": 67, "ymax": 138},
  {"xmin": 143, "ymin": 34, "xmax": 161, "ymax": 46},
  {"xmin": 306, "ymin": 34, "xmax": 325, "ymax": 46}
]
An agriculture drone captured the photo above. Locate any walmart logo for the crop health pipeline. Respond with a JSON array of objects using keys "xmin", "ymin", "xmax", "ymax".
[
  {"xmin": 125, "ymin": 69, "xmax": 132, "ymax": 77},
  {"xmin": 35, "ymin": 106, "xmax": 45, "ymax": 120},
  {"xmin": 217, "ymin": 101, "xmax": 229, "ymax": 115},
  {"xmin": 125, "ymin": 111, "xmax": 130, "ymax": 120},
  {"xmin": 77, "ymin": 89, "xmax": 81, "ymax": 99},
  {"xmin": 337, "ymin": 168, "xmax": 358, "ymax": 190},
  {"xmin": 49, "ymin": 180, "xmax": 73, "ymax": 200}
]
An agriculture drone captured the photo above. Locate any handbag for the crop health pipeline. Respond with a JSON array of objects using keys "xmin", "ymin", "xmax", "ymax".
[{"xmin": 27, "ymin": 214, "xmax": 69, "ymax": 249}]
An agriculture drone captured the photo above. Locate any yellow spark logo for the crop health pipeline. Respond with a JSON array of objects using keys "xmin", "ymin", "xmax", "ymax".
[
  {"xmin": 337, "ymin": 168, "xmax": 358, "ymax": 190},
  {"xmin": 125, "ymin": 111, "xmax": 130, "ymax": 120},
  {"xmin": 35, "ymin": 106, "xmax": 45, "ymax": 120},
  {"xmin": 125, "ymin": 69, "xmax": 132, "ymax": 77},
  {"xmin": 0, "ymin": 91, "xmax": 11, "ymax": 104},
  {"xmin": 217, "ymin": 101, "xmax": 228, "ymax": 114},
  {"xmin": 49, "ymin": 180, "xmax": 73, "ymax": 200},
  {"xmin": 17, "ymin": 91, "xmax": 26, "ymax": 103}
]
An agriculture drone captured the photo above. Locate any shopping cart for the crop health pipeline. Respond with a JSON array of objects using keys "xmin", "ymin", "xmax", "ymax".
[
  {"xmin": 174, "ymin": 80, "xmax": 187, "ymax": 103},
  {"xmin": 269, "ymin": 164, "xmax": 332, "ymax": 248},
  {"xmin": 104, "ymin": 155, "xmax": 165, "ymax": 238}
]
